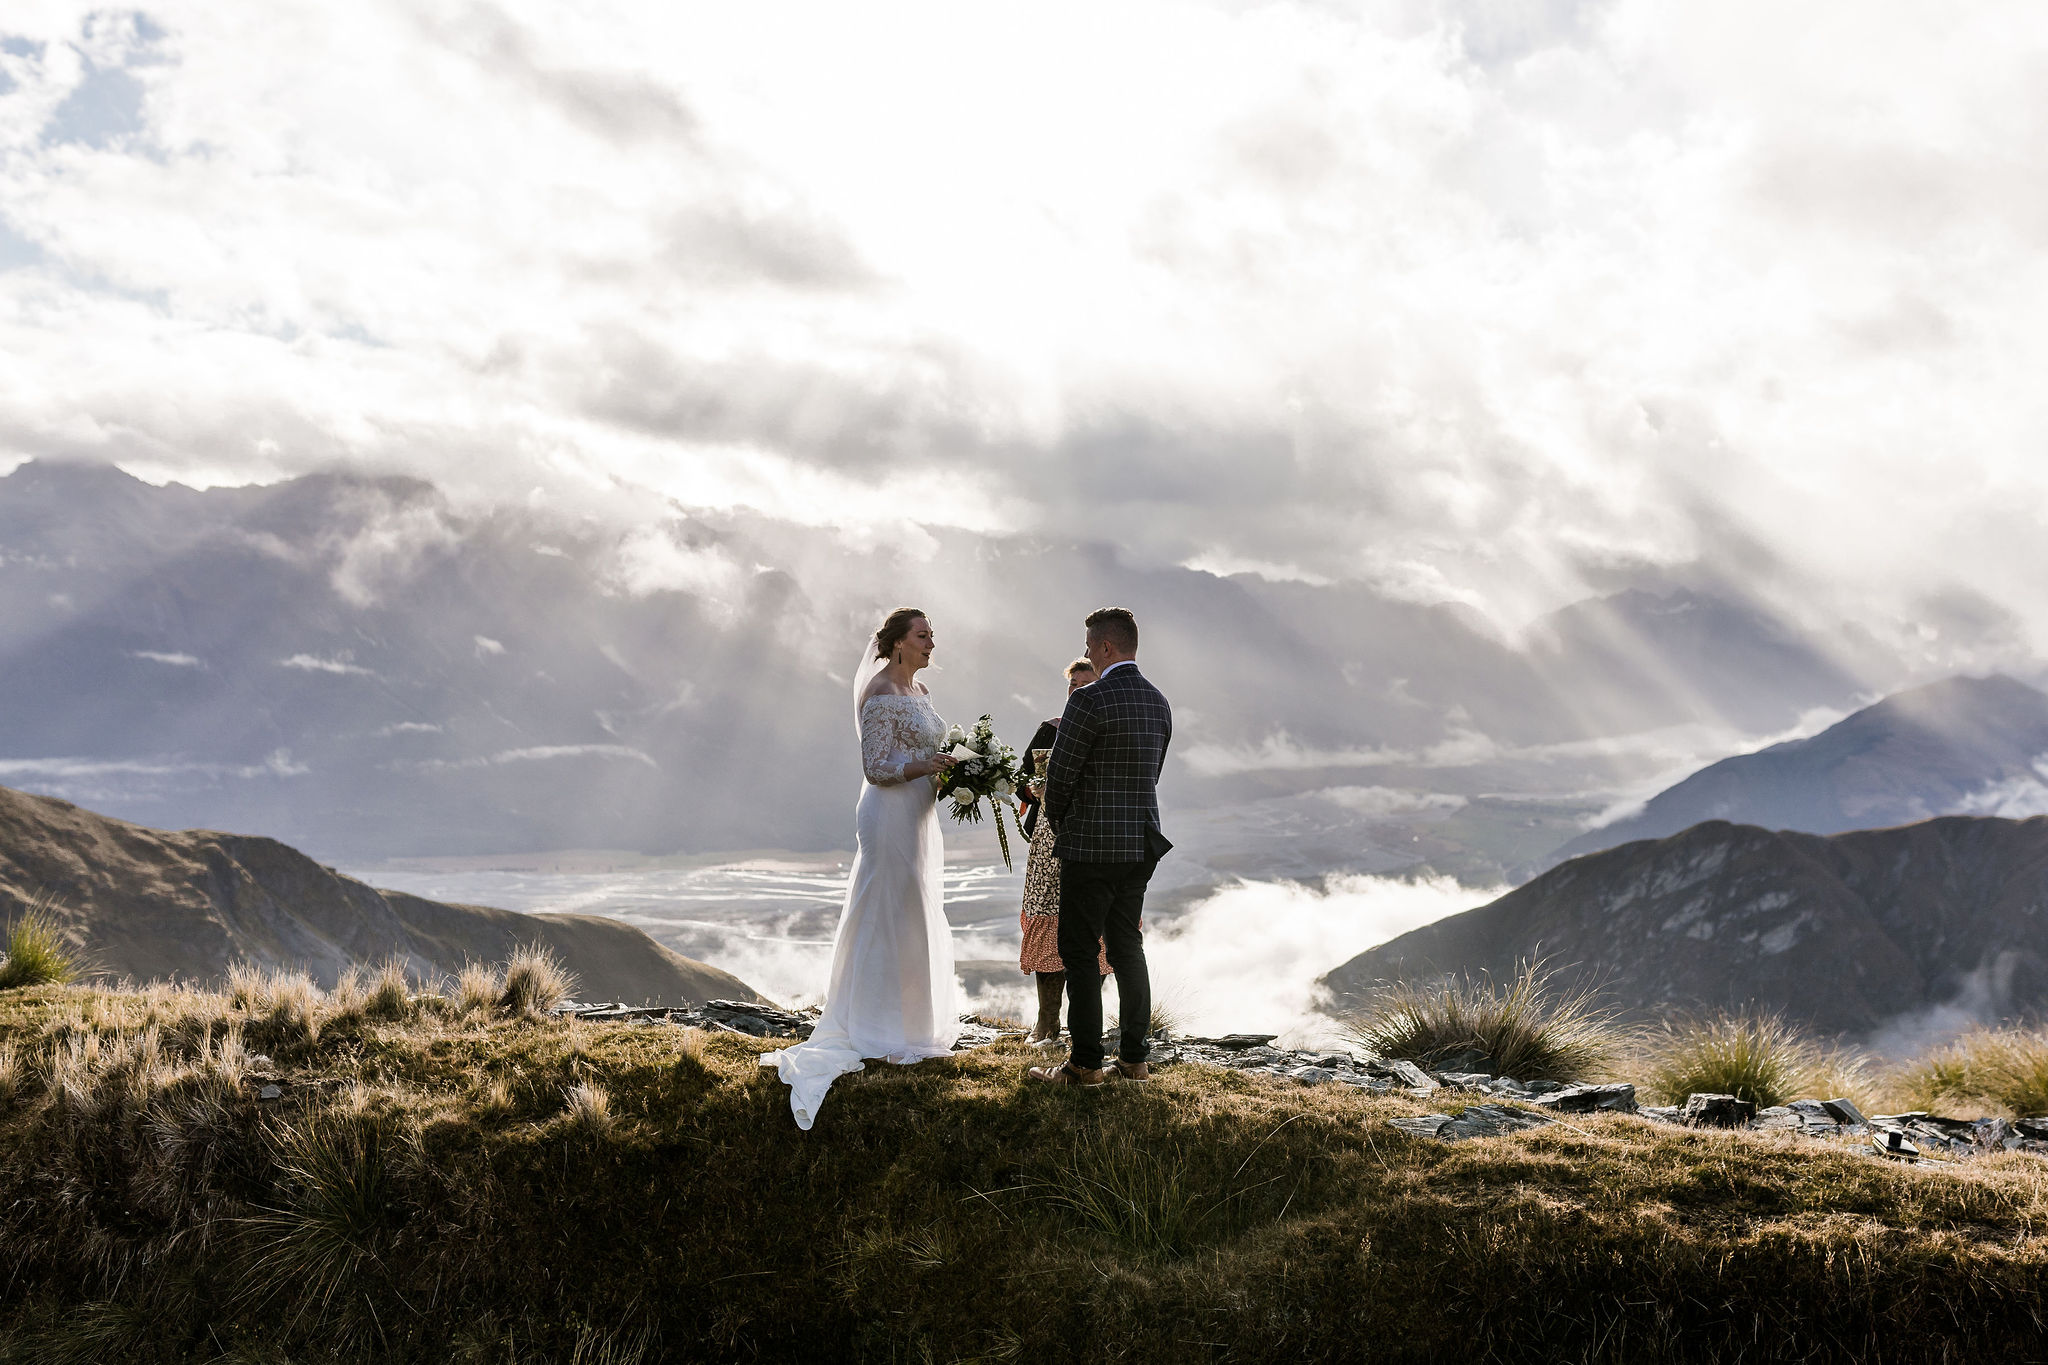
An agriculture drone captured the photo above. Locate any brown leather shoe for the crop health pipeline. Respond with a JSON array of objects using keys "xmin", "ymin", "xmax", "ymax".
[
  {"xmin": 1107, "ymin": 1059, "xmax": 1151, "ymax": 1082},
  {"xmin": 1028, "ymin": 1059, "xmax": 1108, "ymax": 1087}
]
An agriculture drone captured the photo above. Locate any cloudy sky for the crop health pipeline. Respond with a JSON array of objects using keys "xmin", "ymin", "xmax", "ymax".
[{"xmin": 4, "ymin": 1, "xmax": 2048, "ymax": 647}]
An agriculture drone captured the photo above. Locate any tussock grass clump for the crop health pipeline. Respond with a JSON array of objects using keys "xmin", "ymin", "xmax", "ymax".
[
  {"xmin": 1344, "ymin": 959, "xmax": 1619, "ymax": 1081},
  {"xmin": 1641, "ymin": 1011, "xmax": 1853, "ymax": 1109},
  {"xmin": 563, "ymin": 1081, "xmax": 613, "ymax": 1134},
  {"xmin": 239, "ymin": 1114, "xmax": 400, "ymax": 1338},
  {"xmin": 0, "ymin": 1041, "xmax": 18, "ymax": 1112},
  {"xmin": 0, "ymin": 894, "xmax": 78, "ymax": 989},
  {"xmin": 1033, "ymin": 1128, "xmax": 1275, "ymax": 1259},
  {"xmin": 365, "ymin": 957, "xmax": 414, "ymax": 1020},
  {"xmin": 1898, "ymin": 1025, "xmax": 2048, "ymax": 1117},
  {"xmin": 499, "ymin": 943, "xmax": 574, "ymax": 1016},
  {"xmin": 452, "ymin": 960, "xmax": 502, "ymax": 1016}
]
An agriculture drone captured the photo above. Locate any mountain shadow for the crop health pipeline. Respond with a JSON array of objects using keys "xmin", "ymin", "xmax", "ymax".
[
  {"xmin": 1324, "ymin": 814, "xmax": 2048, "ymax": 1040},
  {"xmin": 0, "ymin": 782, "xmax": 762, "ymax": 1005}
]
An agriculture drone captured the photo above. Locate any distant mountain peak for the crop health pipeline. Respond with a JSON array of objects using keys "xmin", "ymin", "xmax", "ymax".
[{"xmin": 1552, "ymin": 673, "xmax": 2048, "ymax": 864}]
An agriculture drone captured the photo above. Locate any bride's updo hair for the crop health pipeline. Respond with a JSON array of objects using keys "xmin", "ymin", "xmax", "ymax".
[{"xmin": 873, "ymin": 607, "xmax": 929, "ymax": 661}]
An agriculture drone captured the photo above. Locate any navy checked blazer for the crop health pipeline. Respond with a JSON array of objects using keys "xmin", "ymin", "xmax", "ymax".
[{"xmin": 1042, "ymin": 662, "xmax": 1173, "ymax": 864}]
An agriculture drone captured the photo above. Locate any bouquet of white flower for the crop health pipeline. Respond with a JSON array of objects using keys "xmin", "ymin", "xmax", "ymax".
[{"xmin": 933, "ymin": 714, "xmax": 1023, "ymax": 869}]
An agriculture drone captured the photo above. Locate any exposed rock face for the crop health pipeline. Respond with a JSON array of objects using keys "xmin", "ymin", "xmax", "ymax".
[
  {"xmin": 0, "ymin": 783, "xmax": 762, "ymax": 1005},
  {"xmin": 1325, "ymin": 814, "xmax": 2048, "ymax": 1037},
  {"xmin": 1553, "ymin": 674, "xmax": 2048, "ymax": 864}
]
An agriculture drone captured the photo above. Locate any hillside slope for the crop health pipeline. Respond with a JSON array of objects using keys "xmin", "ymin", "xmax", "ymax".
[
  {"xmin": 5, "ymin": 983, "xmax": 2048, "ymax": 1363},
  {"xmin": 0, "ymin": 783, "xmax": 761, "ymax": 1004},
  {"xmin": 1553, "ymin": 674, "xmax": 2048, "ymax": 863},
  {"xmin": 1327, "ymin": 815, "xmax": 2048, "ymax": 1036}
]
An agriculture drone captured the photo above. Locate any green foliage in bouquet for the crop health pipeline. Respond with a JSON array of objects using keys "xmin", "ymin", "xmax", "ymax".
[{"xmin": 933, "ymin": 714, "xmax": 1022, "ymax": 869}]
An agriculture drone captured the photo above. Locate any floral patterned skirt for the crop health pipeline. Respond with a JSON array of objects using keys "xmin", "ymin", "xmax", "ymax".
[{"xmin": 1018, "ymin": 816, "xmax": 1112, "ymax": 976}]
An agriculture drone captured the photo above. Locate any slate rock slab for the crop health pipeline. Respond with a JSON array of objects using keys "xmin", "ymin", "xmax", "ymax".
[
  {"xmin": 1387, "ymin": 1104, "xmax": 1556, "ymax": 1142},
  {"xmin": 1531, "ymin": 1082, "xmax": 1636, "ymax": 1114},
  {"xmin": 1684, "ymin": 1093, "xmax": 1756, "ymax": 1128}
]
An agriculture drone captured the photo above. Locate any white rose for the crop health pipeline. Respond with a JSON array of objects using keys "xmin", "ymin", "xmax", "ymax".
[
  {"xmin": 993, "ymin": 780, "xmax": 1015, "ymax": 798},
  {"xmin": 951, "ymin": 788, "xmax": 977, "ymax": 809},
  {"xmin": 942, "ymin": 725, "xmax": 967, "ymax": 748}
]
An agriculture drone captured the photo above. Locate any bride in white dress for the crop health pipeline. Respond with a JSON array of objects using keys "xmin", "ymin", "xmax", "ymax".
[{"xmin": 761, "ymin": 607, "xmax": 962, "ymax": 1130}]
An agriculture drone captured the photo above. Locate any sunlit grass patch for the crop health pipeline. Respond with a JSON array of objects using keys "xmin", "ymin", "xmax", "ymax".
[
  {"xmin": 1898, "ymin": 1026, "xmax": 2048, "ymax": 1117},
  {"xmin": 499, "ymin": 943, "xmax": 574, "ymax": 1016},
  {"xmin": 0, "ymin": 893, "xmax": 78, "ymax": 990},
  {"xmin": 1343, "ymin": 958, "xmax": 1619, "ymax": 1081},
  {"xmin": 1638, "ymin": 1011, "xmax": 1874, "ymax": 1110}
]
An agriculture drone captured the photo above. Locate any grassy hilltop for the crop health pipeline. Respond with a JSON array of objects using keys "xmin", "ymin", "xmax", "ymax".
[{"xmin": 3, "ymin": 979, "xmax": 2048, "ymax": 1364}]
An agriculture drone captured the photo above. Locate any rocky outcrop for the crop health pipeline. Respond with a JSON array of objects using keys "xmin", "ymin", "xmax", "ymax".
[
  {"xmin": 0, "ymin": 783, "xmax": 762, "ymax": 1005},
  {"xmin": 1325, "ymin": 814, "xmax": 2048, "ymax": 1037},
  {"xmin": 1552, "ymin": 674, "xmax": 2048, "ymax": 864}
]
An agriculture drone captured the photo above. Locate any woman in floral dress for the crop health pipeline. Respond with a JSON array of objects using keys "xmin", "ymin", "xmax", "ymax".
[{"xmin": 1016, "ymin": 657, "xmax": 1112, "ymax": 1046}]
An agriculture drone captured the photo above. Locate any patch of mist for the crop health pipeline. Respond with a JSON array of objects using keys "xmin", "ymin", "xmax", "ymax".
[
  {"xmin": 1145, "ymin": 873, "xmax": 1501, "ymax": 1048},
  {"xmin": 1957, "ymin": 759, "xmax": 2048, "ymax": 819},
  {"xmin": 1860, "ymin": 955, "xmax": 2042, "ymax": 1059}
]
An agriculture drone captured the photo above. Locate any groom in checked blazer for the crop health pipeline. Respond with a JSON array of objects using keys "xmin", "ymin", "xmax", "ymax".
[{"xmin": 1030, "ymin": 606, "xmax": 1173, "ymax": 1085}]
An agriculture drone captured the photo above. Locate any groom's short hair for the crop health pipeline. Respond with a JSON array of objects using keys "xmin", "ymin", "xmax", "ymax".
[{"xmin": 1084, "ymin": 607, "xmax": 1138, "ymax": 655}]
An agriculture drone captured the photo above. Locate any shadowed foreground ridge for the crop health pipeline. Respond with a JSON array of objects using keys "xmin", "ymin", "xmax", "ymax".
[
  {"xmin": 1327, "ymin": 814, "xmax": 2048, "ymax": 1037},
  {"xmin": 0, "ymin": 783, "xmax": 760, "ymax": 1006},
  {"xmin": 5, "ymin": 984, "xmax": 2048, "ymax": 1363}
]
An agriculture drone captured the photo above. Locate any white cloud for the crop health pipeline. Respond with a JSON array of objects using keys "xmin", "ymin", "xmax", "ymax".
[
  {"xmin": 412, "ymin": 743, "xmax": 658, "ymax": 772},
  {"xmin": 1957, "ymin": 761, "xmax": 2048, "ymax": 820},
  {"xmin": 376, "ymin": 721, "xmax": 441, "ymax": 735},
  {"xmin": 131, "ymin": 649, "xmax": 201, "ymax": 667},
  {"xmin": 1148, "ymin": 873, "xmax": 1502, "ymax": 1046},
  {"xmin": 1318, "ymin": 786, "xmax": 1467, "ymax": 817},
  {"xmin": 473, "ymin": 635, "xmax": 505, "ymax": 657},
  {"xmin": 3, "ymin": 3, "xmax": 2048, "ymax": 657},
  {"xmin": 279, "ymin": 653, "xmax": 374, "ymax": 676}
]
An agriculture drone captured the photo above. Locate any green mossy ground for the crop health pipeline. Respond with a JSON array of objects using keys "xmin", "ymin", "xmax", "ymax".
[{"xmin": 4, "ymin": 983, "xmax": 2047, "ymax": 1363}]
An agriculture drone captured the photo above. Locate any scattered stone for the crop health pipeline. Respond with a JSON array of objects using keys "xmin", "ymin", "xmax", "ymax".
[
  {"xmin": 1683, "ymin": 1093, "xmax": 1756, "ymax": 1128},
  {"xmin": 2015, "ymin": 1117, "xmax": 2048, "ymax": 1142},
  {"xmin": 1387, "ymin": 1104, "xmax": 1556, "ymax": 1142},
  {"xmin": 1387, "ymin": 1060, "xmax": 1438, "ymax": 1091},
  {"xmin": 1639, "ymin": 1105, "xmax": 1685, "ymax": 1125},
  {"xmin": 560, "ymin": 998, "xmax": 818, "ymax": 1039},
  {"xmin": 1185, "ymin": 1034, "xmax": 1275, "ymax": 1051},
  {"xmin": 1442, "ymin": 1104, "xmax": 1556, "ymax": 1140},
  {"xmin": 1531, "ymin": 1082, "xmax": 1636, "ymax": 1114},
  {"xmin": 257, "ymin": 1083, "xmax": 282, "ymax": 1101},
  {"xmin": 1436, "ymin": 1071, "xmax": 1494, "ymax": 1090},
  {"xmin": 1520, "ymin": 1080, "xmax": 1566, "ymax": 1095},
  {"xmin": 1435, "ymin": 1048, "xmax": 1494, "ymax": 1075},
  {"xmin": 1872, "ymin": 1130, "xmax": 1919, "ymax": 1160},
  {"xmin": 1819, "ymin": 1097, "xmax": 1869, "ymax": 1127},
  {"xmin": 1388, "ymin": 1114, "xmax": 1453, "ymax": 1139}
]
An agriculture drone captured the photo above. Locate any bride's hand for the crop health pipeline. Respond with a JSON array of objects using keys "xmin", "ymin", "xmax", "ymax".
[{"xmin": 913, "ymin": 753, "xmax": 958, "ymax": 780}]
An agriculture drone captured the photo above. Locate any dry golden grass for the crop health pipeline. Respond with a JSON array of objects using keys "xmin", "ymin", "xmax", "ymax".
[
  {"xmin": 499, "ymin": 942, "xmax": 574, "ymax": 1016},
  {"xmin": 4, "ymin": 981, "xmax": 2048, "ymax": 1362},
  {"xmin": 0, "ymin": 892, "xmax": 77, "ymax": 990},
  {"xmin": 452, "ymin": 960, "xmax": 502, "ymax": 1016},
  {"xmin": 1636, "ymin": 1011, "xmax": 1884, "ymax": 1112},
  {"xmin": 1345, "ymin": 959, "xmax": 1621, "ymax": 1081},
  {"xmin": 1897, "ymin": 1025, "xmax": 2048, "ymax": 1117}
]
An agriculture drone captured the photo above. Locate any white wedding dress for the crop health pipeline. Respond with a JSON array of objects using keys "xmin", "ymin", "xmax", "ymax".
[{"xmin": 761, "ymin": 689, "xmax": 960, "ymax": 1129}]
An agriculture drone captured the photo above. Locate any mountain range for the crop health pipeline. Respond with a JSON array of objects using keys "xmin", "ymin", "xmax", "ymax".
[
  {"xmin": 0, "ymin": 782, "xmax": 759, "ymax": 1005},
  {"xmin": 0, "ymin": 458, "xmax": 1920, "ymax": 866},
  {"xmin": 1553, "ymin": 674, "xmax": 2048, "ymax": 864},
  {"xmin": 1326, "ymin": 814, "xmax": 2048, "ymax": 1040}
]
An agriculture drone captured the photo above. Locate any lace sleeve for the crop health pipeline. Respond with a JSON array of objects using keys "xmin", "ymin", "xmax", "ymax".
[{"xmin": 860, "ymin": 700, "xmax": 914, "ymax": 785}]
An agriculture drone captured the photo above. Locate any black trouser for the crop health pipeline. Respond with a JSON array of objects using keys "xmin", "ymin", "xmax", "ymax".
[{"xmin": 1058, "ymin": 858, "xmax": 1154, "ymax": 1069}]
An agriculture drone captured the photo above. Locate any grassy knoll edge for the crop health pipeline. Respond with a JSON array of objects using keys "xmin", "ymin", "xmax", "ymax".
[{"xmin": 4, "ymin": 984, "xmax": 2048, "ymax": 1364}]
